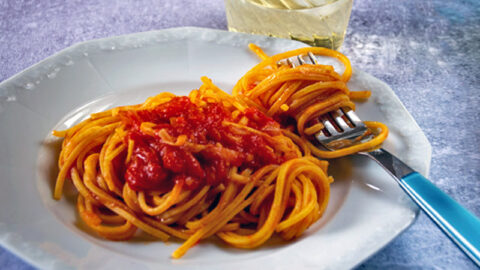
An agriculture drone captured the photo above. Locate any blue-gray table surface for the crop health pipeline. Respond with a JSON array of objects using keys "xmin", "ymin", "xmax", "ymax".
[{"xmin": 1, "ymin": 0, "xmax": 479, "ymax": 269}]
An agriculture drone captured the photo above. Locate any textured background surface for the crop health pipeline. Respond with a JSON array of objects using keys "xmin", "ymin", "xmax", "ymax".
[{"xmin": 1, "ymin": 0, "xmax": 479, "ymax": 269}]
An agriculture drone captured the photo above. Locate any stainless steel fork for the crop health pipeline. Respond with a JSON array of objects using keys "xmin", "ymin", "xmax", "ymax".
[{"xmin": 285, "ymin": 54, "xmax": 480, "ymax": 266}]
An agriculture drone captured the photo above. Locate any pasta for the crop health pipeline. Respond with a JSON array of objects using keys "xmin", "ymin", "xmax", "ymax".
[
  {"xmin": 52, "ymin": 45, "xmax": 387, "ymax": 258},
  {"xmin": 234, "ymin": 44, "xmax": 388, "ymax": 158}
]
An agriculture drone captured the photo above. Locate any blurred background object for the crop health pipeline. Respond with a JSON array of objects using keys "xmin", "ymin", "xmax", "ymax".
[{"xmin": 224, "ymin": 0, "xmax": 353, "ymax": 49}]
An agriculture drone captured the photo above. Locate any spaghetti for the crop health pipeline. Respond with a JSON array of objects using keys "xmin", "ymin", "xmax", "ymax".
[
  {"xmin": 234, "ymin": 44, "xmax": 388, "ymax": 158},
  {"xmin": 53, "ymin": 45, "xmax": 387, "ymax": 258}
]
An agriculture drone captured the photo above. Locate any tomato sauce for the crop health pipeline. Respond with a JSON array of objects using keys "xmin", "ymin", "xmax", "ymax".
[{"xmin": 120, "ymin": 96, "xmax": 285, "ymax": 191}]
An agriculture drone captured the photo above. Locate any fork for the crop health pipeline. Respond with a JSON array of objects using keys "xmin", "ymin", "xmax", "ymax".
[{"xmin": 286, "ymin": 54, "xmax": 480, "ymax": 266}]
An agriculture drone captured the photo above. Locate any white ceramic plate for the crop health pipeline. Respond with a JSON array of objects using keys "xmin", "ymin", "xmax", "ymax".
[{"xmin": 0, "ymin": 27, "xmax": 431, "ymax": 270}]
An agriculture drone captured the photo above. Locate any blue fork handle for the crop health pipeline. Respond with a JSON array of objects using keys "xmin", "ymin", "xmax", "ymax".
[
  {"xmin": 400, "ymin": 172, "xmax": 480, "ymax": 266},
  {"xmin": 365, "ymin": 148, "xmax": 480, "ymax": 266}
]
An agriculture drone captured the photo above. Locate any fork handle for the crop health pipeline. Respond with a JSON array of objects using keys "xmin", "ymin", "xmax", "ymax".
[{"xmin": 365, "ymin": 149, "xmax": 480, "ymax": 266}]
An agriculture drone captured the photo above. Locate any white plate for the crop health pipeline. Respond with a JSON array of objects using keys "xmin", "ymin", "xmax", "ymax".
[{"xmin": 0, "ymin": 27, "xmax": 431, "ymax": 270}]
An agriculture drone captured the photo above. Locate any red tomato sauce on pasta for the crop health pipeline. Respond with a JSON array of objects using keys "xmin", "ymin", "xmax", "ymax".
[{"xmin": 120, "ymin": 96, "xmax": 285, "ymax": 191}]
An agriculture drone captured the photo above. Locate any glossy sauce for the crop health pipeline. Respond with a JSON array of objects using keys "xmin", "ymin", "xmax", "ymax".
[{"xmin": 120, "ymin": 97, "xmax": 284, "ymax": 191}]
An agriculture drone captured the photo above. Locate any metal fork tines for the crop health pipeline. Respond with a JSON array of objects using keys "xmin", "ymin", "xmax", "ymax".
[
  {"xmin": 281, "ymin": 52, "xmax": 318, "ymax": 67},
  {"xmin": 281, "ymin": 53, "xmax": 368, "ymax": 146},
  {"xmin": 315, "ymin": 108, "xmax": 368, "ymax": 145}
]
